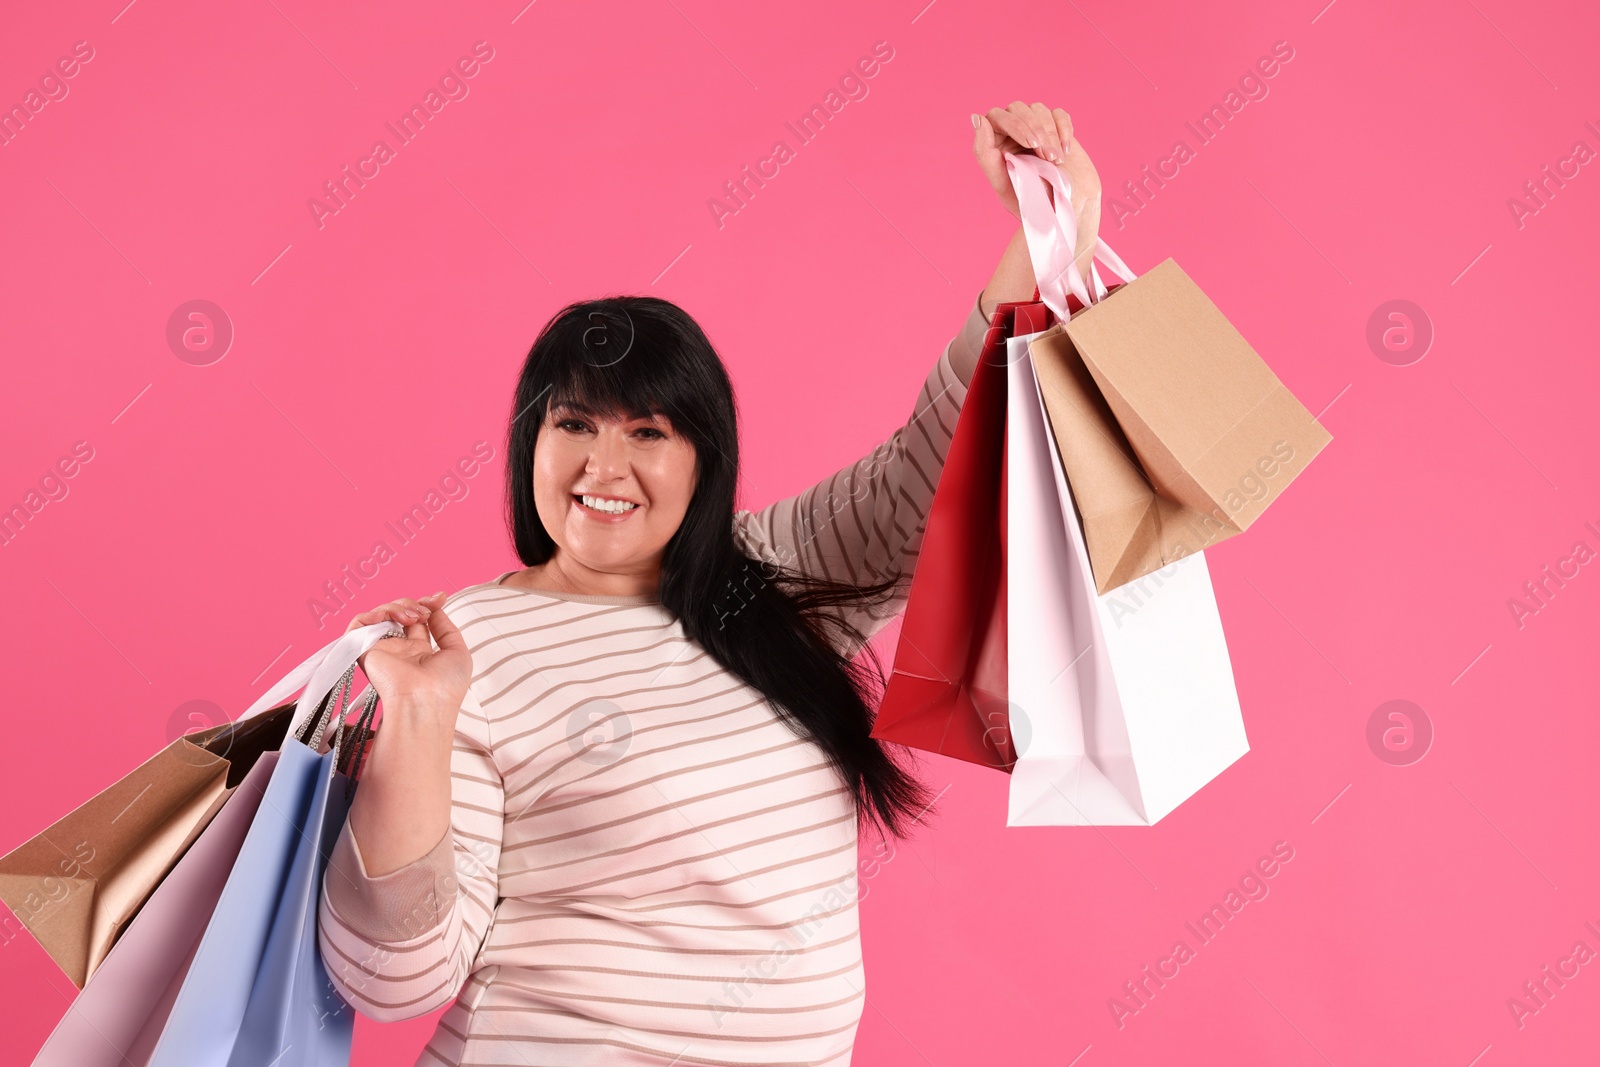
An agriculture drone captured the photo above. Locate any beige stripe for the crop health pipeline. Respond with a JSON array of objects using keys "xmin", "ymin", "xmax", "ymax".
[
  {"xmin": 822, "ymin": 471, "xmax": 859, "ymax": 586},
  {"xmin": 524, "ymin": 734, "xmax": 815, "ymax": 819},
  {"xmin": 583, "ymin": 839, "xmax": 857, "ymax": 903},
  {"xmin": 417, "ymin": 1043, "xmax": 453, "ymax": 1066},
  {"xmin": 437, "ymin": 1015, "xmax": 470, "ymax": 1041},
  {"xmin": 927, "ymin": 397, "xmax": 957, "ymax": 441},
  {"xmin": 452, "ymin": 592, "xmax": 562, "ymax": 628},
  {"xmin": 321, "ymin": 926, "xmax": 448, "ymax": 985},
  {"xmin": 904, "ymin": 447, "xmax": 937, "ymax": 499},
  {"xmin": 497, "ymin": 629, "xmax": 693, "ymax": 682},
  {"xmin": 521, "ymin": 810, "xmax": 855, "ymax": 891},
  {"xmin": 487, "ymin": 644, "xmax": 713, "ymax": 720},
  {"xmin": 564, "ymin": 870, "xmax": 860, "ymax": 915},
  {"xmin": 458, "ymin": 1008, "xmax": 861, "ymax": 1058},
  {"xmin": 503, "ymin": 696, "xmax": 779, "ymax": 806},
  {"xmin": 787, "ymin": 498, "xmax": 809, "ymax": 578},
  {"xmin": 473, "ymin": 614, "xmax": 682, "ymax": 677},
  {"xmin": 462, "ymin": 598, "xmax": 629, "ymax": 643},
  {"xmin": 453, "ymin": 769, "xmax": 501, "ymax": 790},
  {"xmin": 840, "ymin": 473, "xmax": 874, "ymax": 559},
  {"xmin": 895, "ymin": 479, "xmax": 929, "ymax": 525},
  {"xmin": 512, "ymin": 785, "xmax": 848, "ymax": 867},
  {"xmin": 491, "ymin": 897, "xmax": 853, "ymax": 933},
  {"xmin": 451, "ymin": 1048, "xmax": 851, "ymax": 1067},
  {"xmin": 504, "ymin": 926, "xmax": 858, "ymax": 958},
  {"xmin": 490, "ymin": 972, "xmax": 865, "ymax": 1011},
  {"xmin": 864, "ymin": 506, "xmax": 894, "ymax": 565},
  {"xmin": 913, "ymin": 400, "xmax": 949, "ymax": 445},
  {"xmin": 326, "ymin": 943, "xmax": 454, "ymax": 1011},
  {"xmin": 502, "ymin": 957, "xmax": 861, "ymax": 987},
  {"xmin": 489, "ymin": 662, "xmax": 739, "ymax": 755},
  {"xmin": 449, "ymin": 797, "xmax": 501, "ymax": 820},
  {"xmin": 515, "ymin": 759, "xmax": 833, "ymax": 847},
  {"xmin": 477, "ymin": 623, "xmax": 686, "ymax": 697}
]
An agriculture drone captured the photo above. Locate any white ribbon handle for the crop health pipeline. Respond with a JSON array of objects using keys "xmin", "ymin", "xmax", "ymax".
[
  {"xmin": 235, "ymin": 621, "xmax": 403, "ymax": 740},
  {"xmin": 1004, "ymin": 151, "xmax": 1138, "ymax": 322}
]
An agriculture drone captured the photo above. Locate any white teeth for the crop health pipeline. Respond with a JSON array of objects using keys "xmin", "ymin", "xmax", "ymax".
[{"xmin": 581, "ymin": 494, "xmax": 638, "ymax": 514}]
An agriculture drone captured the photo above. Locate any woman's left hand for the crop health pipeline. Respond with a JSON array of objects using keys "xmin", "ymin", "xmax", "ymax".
[{"xmin": 973, "ymin": 102, "xmax": 1103, "ymax": 274}]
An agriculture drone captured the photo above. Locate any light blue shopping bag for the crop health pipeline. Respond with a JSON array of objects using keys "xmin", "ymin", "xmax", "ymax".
[
  {"xmin": 228, "ymin": 741, "xmax": 358, "ymax": 1067},
  {"xmin": 148, "ymin": 624, "xmax": 395, "ymax": 1067}
]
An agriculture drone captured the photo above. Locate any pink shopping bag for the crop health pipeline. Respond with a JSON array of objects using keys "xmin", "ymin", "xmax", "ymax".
[{"xmin": 30, "ymin": 753, "xmax": 278, "ymax": 1067}]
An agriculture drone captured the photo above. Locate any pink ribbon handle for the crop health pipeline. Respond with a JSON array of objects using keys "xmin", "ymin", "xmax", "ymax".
[{"xmin": 1004, "ymin": 151, "xmax": 1137, "ymax": 322}]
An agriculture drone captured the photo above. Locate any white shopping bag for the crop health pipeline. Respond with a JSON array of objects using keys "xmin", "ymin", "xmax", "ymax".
[{"xmin": 1004, "ymin": 330, "xmax": 1249, "ymax": 826}]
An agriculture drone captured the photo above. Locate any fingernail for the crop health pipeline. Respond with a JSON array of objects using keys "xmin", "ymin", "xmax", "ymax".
[
  {"xmin": 432, "ymin": 590, "xmax": 445, "ymax": 599},
  {"xmin": 971, "ymin": 113, "xmax": 980, "ymax": 129}
]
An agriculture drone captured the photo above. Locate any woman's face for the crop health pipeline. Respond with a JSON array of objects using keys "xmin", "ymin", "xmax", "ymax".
[{"xmin": 532, "ymin": 404, "xmax": 698, "ymax": 585}]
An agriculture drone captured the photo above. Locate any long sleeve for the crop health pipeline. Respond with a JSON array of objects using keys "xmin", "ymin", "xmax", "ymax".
[
  {"xmin": 732, "ymin": 288, "xmax": 991, "ymax": 658},
  {"xmin": 316, "ymin": 682, "xmax": 503, "ymax": 1024}
]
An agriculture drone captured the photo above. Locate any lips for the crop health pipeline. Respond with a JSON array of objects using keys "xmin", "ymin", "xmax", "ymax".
[{"xmin": 573, "ymin": 493, "xmax": 640, "ymax": 516}]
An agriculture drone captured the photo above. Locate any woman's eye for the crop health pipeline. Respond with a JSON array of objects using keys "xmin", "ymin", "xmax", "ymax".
[
  {"xmin": 635, "ymin": 428, "xmax": 665, "ymax": 440},
  {"xmin": 557, "ymin": 418, "xmax": 589, "ymax": 432}
]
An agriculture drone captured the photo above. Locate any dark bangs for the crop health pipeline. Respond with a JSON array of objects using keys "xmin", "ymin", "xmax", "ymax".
[{"xmin": 521, "ymin": 297, "xmax": 727, "ymax": 440}]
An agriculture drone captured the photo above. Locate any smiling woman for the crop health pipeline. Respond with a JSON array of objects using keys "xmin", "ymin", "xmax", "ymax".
[
  {"xmin": 317, "ymin": 291, "xmax": 986, "ymax": 1066},
  {"xmin": 317, "ymin": 99, "xmax": 1095, "ymax": 1066},
  {"xmin": 523, "ymin": 369, "xmax": 701, "ymax": 598}
]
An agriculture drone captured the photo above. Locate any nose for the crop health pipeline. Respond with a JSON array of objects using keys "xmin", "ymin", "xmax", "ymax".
[{"xmin": 584, "ymin": 425, "xmax": 631, "ymax": 481}]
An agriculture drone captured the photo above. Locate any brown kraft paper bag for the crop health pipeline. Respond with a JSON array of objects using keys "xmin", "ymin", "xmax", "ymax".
[
  {"xmin": 1027, "ymin": 258, "xmax": 1332, "ymax": 595},
  {"xmin": 0, "ymin": 704, "xmax": 294, "ymax": 987}
]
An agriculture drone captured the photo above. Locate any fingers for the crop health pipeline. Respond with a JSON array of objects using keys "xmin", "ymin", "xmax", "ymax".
[
  {"xmin": 984, "ymin": 103, "xmax": 1065, "ymax": 163},
  {"xmin": 1029, "ymin": 102, "xmax": 1064, "ymax": 163},
  {"xmin": 973, "ymin": 112, "xmax": 998, "ymax": 168},
  {"xmin": 345, "ymin": 594, "xmax": 446, "ymax": 641},
  {"xmin": 427, "ymin": 596, "xmax": 468, "ymax": 655},
  {"xmin": 985, "ymin": 105, "xmax": 1029, "ymax": 152},
  {"xmin": 1050, "ymin": 108, "xmax": 1073, "ymax": 161}
]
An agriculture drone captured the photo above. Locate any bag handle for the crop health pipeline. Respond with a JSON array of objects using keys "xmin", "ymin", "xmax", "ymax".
[
  {"xmin": 235, "ymin": 621, "xmax": 403, "ymax": 741},
  {"xmin": 1004, "ymin": 151, "xmax": 1137, "ymax": 322}
]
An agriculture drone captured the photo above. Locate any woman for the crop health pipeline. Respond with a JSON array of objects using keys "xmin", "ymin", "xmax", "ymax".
[{"xmin": 317, "ymin": 102, "xmax": 1102, "ymax": 1066}]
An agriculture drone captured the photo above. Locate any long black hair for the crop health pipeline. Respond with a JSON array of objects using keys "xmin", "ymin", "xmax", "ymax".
[{"xmin": 504, "ymin": 294, "xmax": 939, "ymax": 842}]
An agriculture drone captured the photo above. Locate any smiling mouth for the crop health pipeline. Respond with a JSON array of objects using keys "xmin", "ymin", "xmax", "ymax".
[{"xmin": 574, "ymin": 493, "xmax": 640, "ymax": 515}]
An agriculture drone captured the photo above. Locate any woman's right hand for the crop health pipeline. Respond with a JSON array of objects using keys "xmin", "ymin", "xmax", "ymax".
[{"xmin": 346, "ymin": 592, "xmax": 471, "ymax": 717}]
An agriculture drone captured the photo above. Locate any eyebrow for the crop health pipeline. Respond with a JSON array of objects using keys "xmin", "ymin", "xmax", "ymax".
[{"xmin": 549, "ymin": 401, "xmax": 669, "ymax": 424}]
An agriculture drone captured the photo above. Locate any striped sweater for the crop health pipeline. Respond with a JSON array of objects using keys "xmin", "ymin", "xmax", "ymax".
[{"xmin": 317, "ymin": 291, "xmax": 990, "ymax": 1066}]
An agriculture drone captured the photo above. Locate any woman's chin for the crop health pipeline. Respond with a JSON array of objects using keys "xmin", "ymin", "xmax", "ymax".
[{"xmin": 564, "ymin": 532, "xmax": 644, "ymax": 566}]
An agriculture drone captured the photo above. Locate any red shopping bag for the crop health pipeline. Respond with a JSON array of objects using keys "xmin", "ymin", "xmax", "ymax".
[{"xmin": 871, "ymin": 295, "xmax": 1065, "ymax": 771}]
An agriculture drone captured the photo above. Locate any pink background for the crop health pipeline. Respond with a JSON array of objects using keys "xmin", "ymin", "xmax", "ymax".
[{"xmin": 3, "ymin": 0, "xmax": 1597, "ymax": 1063}]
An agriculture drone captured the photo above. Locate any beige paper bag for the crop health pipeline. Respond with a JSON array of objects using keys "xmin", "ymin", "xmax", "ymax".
[
  {"xmin": 0, "ymin": 705, "xmax": 293, "ymax": 987},
  {"xmin": 1028, "ymin": 258, "xmax": 1332, "ymax": 594}
]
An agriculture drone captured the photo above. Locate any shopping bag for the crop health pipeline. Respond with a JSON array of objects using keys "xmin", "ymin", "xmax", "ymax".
[
  {"xmin": 148, "ymin": 623, "xmax": 394, "ymax": 1067},
  {"xmin": 29, "ymin": 753, "xmax": 280, "ymax": 1067},
  {"xmin": 0, "ymin": 698, "xmax": 297, "ymax": 987},
  {"xmin": 1007, "ymin": 151, "xmax": 1332, "ymax": 594},
  {"xmin": 875, "ymin": 151, "xmax": 1267, "ymax": 825},
  {"xmin": 1004, "ymin": 325, "xmax": 1248, "ymax": 825},
  {"xmin": 869, "ymin": 296, "xmax": 1062, "ymax": 771}
]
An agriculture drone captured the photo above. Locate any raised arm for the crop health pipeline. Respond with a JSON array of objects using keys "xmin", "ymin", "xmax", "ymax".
[
  {"xmin": 731, "ymin": 290, "xmax": 983, "ymax": 655},
  {"xmin": 730, "ymin": 224, "xmax": 1040, "ymax": 656}
]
